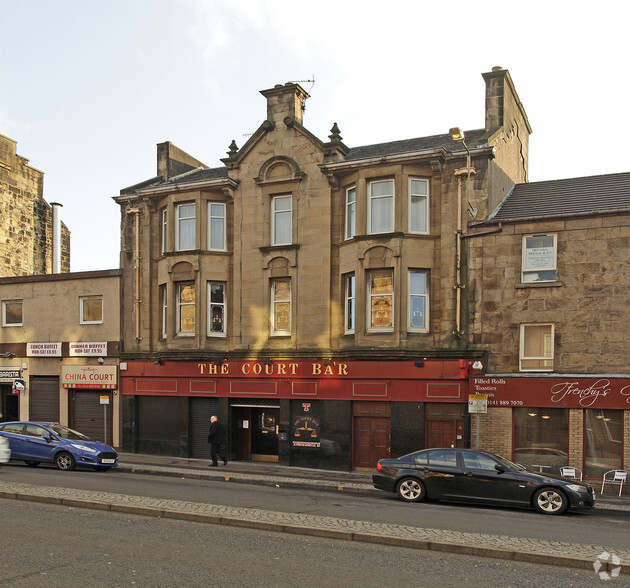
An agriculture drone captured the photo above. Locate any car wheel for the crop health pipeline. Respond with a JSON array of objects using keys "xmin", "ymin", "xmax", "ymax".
[
  {"xmin": 25, "ymin": 461, "xmax": 40, "ymax": 467},
  {"xmin": 533, "ymin": 487, "xmax": 568, "ymax": 515},
  {"xmin": 55, "ymin": 452, "xmax": 76, "ymax": 471},
  {"xmin": 93, "ymin": 467, "xmax": 111, "ymax": 472},
  {"xmin": 396, "ymin": 477, "xmax": 426, "ymax": 503}
]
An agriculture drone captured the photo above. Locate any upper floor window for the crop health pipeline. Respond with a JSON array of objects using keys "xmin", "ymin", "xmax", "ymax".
[
  {"xmin": 522, "ymin": 234, "xmax": 557, "ymax": 283},
  {"xmin": 345, "ymin": 186, "xmax": 356, "ymax": 239},
  {"xmin": 2, "ymin": 300, "xmax": 23, "ymax": 326},
  {"xmin": 344, "ymin": 274, "xmax": 355, "ymax": 333},
  {"xmin": 208, "ymin": 282, "xmax": 226, "ymax": 336},
  {"xmin": 80, "ymin": 296, "xmax": 103, "ymax": 324},
  {"xmin": 271, "ymin": 278, "xmax": 291, "ymax": 335},
  {"xmin": 368, "ymin": 269, "xmax": 393, "ymax": 331},
  {"xmin": 176, "ymin": 203, "xmax": 196, "ymax": 251},
  {"xmin": 369, "ymin": 180, "xmax": 394, "ymax": 234},
  {"xmin": 159, "ymin": 284, "xmax": 167, "ymax": 339},
  {"xmin": 409, "ymin": 178, "xmax": 429, "ymax": 234},
  {"xmin": 272, "ymin": 195, "xmax": 292, "ymax": 245},
  {"xmin": 520, "ymin": 323, "xmax": 554, "ymax": 371},
  {"xmin": 177, "ymin": 282, "xmax": 195, "ymax": 335},
  {"xmin": 408, "ymin": 270, "xmax": 428, "ymax": 332},
  {"xmin": 160, "ymin": 208, "xmax": 167, "ymax": 254},
  {"xmin": 208, "ymin": 202, "xmax": 226, "ymax": 251}
]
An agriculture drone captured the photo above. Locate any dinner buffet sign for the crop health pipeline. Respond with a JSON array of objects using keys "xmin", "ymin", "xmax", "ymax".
[{"xmin": 472, "ymin": 377, "xmax": 630, "ymax": 409}]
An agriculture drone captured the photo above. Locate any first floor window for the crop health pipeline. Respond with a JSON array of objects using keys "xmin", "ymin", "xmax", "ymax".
[
  {"xmin": 368, "ymin": 269, "xmax": 393, "ymax": 330},
  {"xmin": 408, "ymin": 271, "xmax": 428, "ymax": 331},
  {"xmin": 522, "ymin": 234, "xmax": 557, "ymax": 283},
  {"xmin": 159, "ymin": 284, "xmax": 167, "ymax": 339},
  {"xmin": 208, "ymin": 202, "xmax": 226, "ymax": 251},
  {"xmin": 208, "ymin": 282, "xmax": 226, "ymax": 336},
  {"xmin": 409, "ymin": 178, "xmax": 429, "ymax": 233},
  {"xmin": 520, "ymin": 323, "xmax": 553, "ymax": 371},
  {"xmin": 2, "ymin": 300, "xmax": 23, "ymax": 326},
  {"xmin": 345, "ymin": 186, "xmax": 356, "ymax": 239},
  {"xmin": 513, "ymin": 407, "xmax": 568, "ymax": 475},
  {"xmin": 272, "ymin": 195, "xmax": 292, "ymax": 245},
  {"xmin": 176, "ymin": 203, "xmax": 196, "ymax": 251},
  {"xmin": 272, "ymin": 279, "xmax": 291, "ymax": 334},
  {"xmin": 80, "ymin": 296, "xmax": 103, "ymax": 324},
  {"xmin": 584, "ymin": 409, "xmax": 623, "ymax": 479},
  {"xmin": 369, "ymin": 179, "xmax": 394, "ymax": 234},
  {"xmin": 345, "ymin": 274, "xmax": 355, "ymax": 333},
  {"xmin": 177, "ymin": 282, "xmax": 195, "ymax": 334}
]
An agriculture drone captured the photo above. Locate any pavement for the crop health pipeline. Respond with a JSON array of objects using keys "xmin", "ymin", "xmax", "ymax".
[{"xmin": 1, "ymin": 453, "xmax": 629, "ymax": 577}]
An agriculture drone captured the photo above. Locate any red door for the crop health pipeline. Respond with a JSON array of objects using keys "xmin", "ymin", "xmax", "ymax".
[
  {"xmin": 353, "ymin": 416, "xmax": 390, "ymax": 470},
  {"xmin": 426, "ymin": 420, "xmax": 457, "ymax": 449}
]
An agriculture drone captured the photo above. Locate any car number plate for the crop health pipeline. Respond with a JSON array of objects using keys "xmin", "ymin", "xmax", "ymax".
[{"xmin": 101, "ymin": 459, "xmax": 116, "ymax": 464}]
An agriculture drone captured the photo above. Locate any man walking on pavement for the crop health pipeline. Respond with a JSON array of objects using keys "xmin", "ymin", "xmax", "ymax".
[{"xmin": 207, "ymin": 415, "xmax": 227, "ymax": 467}]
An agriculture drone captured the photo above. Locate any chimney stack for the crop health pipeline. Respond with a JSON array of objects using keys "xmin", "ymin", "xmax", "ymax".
[
  {"xmin": 260, "ymin": 83, "xmax": 309, "ymax": 127},
  {"xmin": 50, "ymin": 202, "xmax": 62, "ymax": 274}
]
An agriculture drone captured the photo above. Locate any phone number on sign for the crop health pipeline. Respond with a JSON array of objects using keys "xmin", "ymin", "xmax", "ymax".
[{"xmin": 488, "ymin": 400, "xmax": 524, "ymax": 406}]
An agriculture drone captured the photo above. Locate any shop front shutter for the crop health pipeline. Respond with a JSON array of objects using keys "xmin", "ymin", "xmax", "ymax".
[
  {"xmin": 72, "ymin": 390, "xmax": 112, "ymax": 444},
  {"xmin": 29, "ymin": 376, "xmax": 60, "ymax": 422},
  {"xmin": 190, "ymin": 397, "xmax": 220, "ymax": 458}
]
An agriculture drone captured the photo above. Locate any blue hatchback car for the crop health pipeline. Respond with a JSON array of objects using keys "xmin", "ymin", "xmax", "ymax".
[{"xmin": 0, "ymin": 421, "xmax": 118, "ymax": 471}]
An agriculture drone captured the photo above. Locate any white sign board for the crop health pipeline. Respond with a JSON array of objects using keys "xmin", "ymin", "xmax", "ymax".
[
  {"xmin": 69, "ymin": 342, "xmax": 108, "ymax": 357},
  {"xmin": 468, "ymin": 394, "xmax": 488, "ymax": 414}
]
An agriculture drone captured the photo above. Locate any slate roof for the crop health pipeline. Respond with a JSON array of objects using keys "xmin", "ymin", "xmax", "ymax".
[{"xmin": 489, "ymin": 172, "xmax": 630, "ymax": 222}]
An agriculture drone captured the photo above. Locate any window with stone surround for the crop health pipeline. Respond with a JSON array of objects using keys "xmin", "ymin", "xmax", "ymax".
[
  {"xmin": 345, "ymin": 186, "xmax": 356, "ymax": 239},
  {"xmin": 271, "ymin": 195, "xmax": 292, "ymax": 246},
  {"xmin": 2, "ymin": 300, "xmax": 23, "ymax": 326},
  {"xmin": 176, "ymin": 282, "xmax": 195, "ymax": 335},
  {"xmin": 271, "ymin": 278, "xmax": 291, "ymax": 335},
  {"xmin": 368, "ymin": 179, "xmax": 394, "ymax": 234},
  {"xmin": 159, "ymin": 284, "xmax": 167, "ymax": 339},
  {"xmin": 208, "ymin": 282, "xmax": 226, "ymax": 336},
  {"xmin": 176, "ymin": 203, "xmax": 196, "ymax": 251},
  {"xmin": 79, "ymin": 296, "xmax": 103, "ymax": 325},
  {"xmin": 208, "ymin": 202, "xmax": 226, "ymax": 251},
  {"xmin": 160, "ymin": 208, "xmax": 167, "ymax": 254},
  {"xmin": 408, "ymin": 270, "xmax": 428, "ymax": 332},
  {"xmin": 368, "ymin": 269, "xmax": 393, "ymax": 331},
  {"xmin": 408, "ymin": 178, "xmax": 429, "ymax": 234},
  {"xmin": 522, "ymin": 234, "xmax": 557, "ymax": 283},
  {"xmin": 344, "ymin": 273, "xmax": 355, "ymax": 333},
  {"xmin": 520, "ymin": 323, "xmax": 553, "ymax": 371}
]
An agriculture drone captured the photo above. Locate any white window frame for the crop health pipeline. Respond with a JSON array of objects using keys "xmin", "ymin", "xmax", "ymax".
[
  {"xmin": 271, "ymin": 195, "xmax": 292, "ymax": 246},
  {"xmin": 176, "ymin": 203, "xmax": 196, "ymax": 251},
  {"xmin": 271, "ymin": 278, "xmax": 291, "ymax": 335},
  {"xmin": 367, "ymin": 269, "xmax": 394, "ymax": 332},
  {"xmin": 176, "ymin": 282, "xmax": 195, "ymax": 335},
  {"xmin": 368, "ymin": 179, "xmax": 394, "ymax": 234},
  {"xmin": 345, "ymin": 186, "xmax": 356, "ymax": 240},
  {"xmin": 2, "ymin": 300, "xmax": 23, "ymax": 327},
  {"xmin": 520, "ymin": 323, "xmax": 554, "ymax": 372},
  {"xmin": 79, "ymin": 296, "xmax": 103, "ymax": 325},
  {"xmin": 207, "ymin": 282, "xmax": 226, "ymax": 337},
  {"xmin": 159, "ymin": 284, "xmax": 167, "ymax": 339},
  {"xmin": 161, "ymin": 208, "xmax": 167, "ymax": 254},
  {"xmin": 208, "ymin": 202, "xmax": 226, "ymax": 251},
  {"xmin": 408, "ymin": 270, "xmax": 428, "ymax": 332},
  {"xmin": 408, "ymin": 178, "xmax": 429, "ymax": 234},
  {"xmin": 522, "ymin": 234, "xmax": 557, "ymax": 283},
  {"xmin": 344, "ymin": 274, "xmax": 355, "ymax": 333}
]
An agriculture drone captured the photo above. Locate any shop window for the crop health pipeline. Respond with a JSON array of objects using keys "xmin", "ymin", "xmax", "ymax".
[
  {"xmin": 368, "ymin": 269, "xmax": 393, "ymax": 331},
  {"xmin": 176, "ymin": 203, "xmax": 196, "ymax": 251},
  {"xmin": 80, "ymin": 296, "xmax": 103, "ymax": 324},
  {"xmin": 408, "ymin": 270, "xmax": 428, "ymax": 332},
  {"xmin": 272, "ymin": 195, "xmax": 292, "ymax": 245},
  {"xmin": 514, "ymin": 408, "xmax": 568, "ymax": 474},
  {"xmin": 208, "ymin": 202, "xmax": 226, "ymax": 251},
  {"xmin": 520, "ymin": 323, "xmax": 553, "ymax": 371},
  {"xmin": 2, "ymin": 300, "xmax": 23, "ymax": 326},
  {"xmin": 409, "ymin": 178, "xmax": 429, "ymax": 234},
  {"xmin": 160, "ymin": 208, "xmax": 167, "ymax": 254},
  {"xmin": 159, "ymin": 284, "xmax": 167, "ymax": 339},
  {"xmin": 208, "ymin": 282, "xmax": 226, "ymax": 336},
  {"xmin": 522, "ymin": 234, "xmax": 557, "ymax": 283},
  {"xmin": 344, "ymin": 274, "xmax": 355, "ymax": 333},
  {"xmin": 176, "ymin": 282, "xmax": 195, "ymax": 335},
  {"xmin": 368, "ymin": 179, "xmax": 394, "ymax": 234},
  {"xmin": 584, "ymin": 409, "xmax": 623, "ymax": 479},
  {"xmin": 271, "ymin": 279, "xmax": 291, "ymax": 335},
  {"xmin": 345, "ymin": 186, "xmax": 356, "ymax": 239}
]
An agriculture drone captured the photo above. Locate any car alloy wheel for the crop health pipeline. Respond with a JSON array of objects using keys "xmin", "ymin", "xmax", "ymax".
[
  {"xmin": 55, "ymin": 452, "xmax": 76, "ymax": 471},
  {"xmin": 396, "ymin": 477, "xmax": 426, "ymax": 503},
  {"xmin": 533, "ymin": 487, "xmax": 568, "ymax": 515}
]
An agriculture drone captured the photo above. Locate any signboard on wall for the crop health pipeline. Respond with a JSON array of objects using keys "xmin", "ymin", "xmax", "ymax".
[
  {"xmin": 0, "ymin": 369, "xmax": 21, "ymax": 383},
  {"xmin": 69, "ymin": 342, "xmax": 108, "ymax": 356},
  {"xmin": 61, "ymin": 365, "xmax": 118, "ymax": 389},
  {"xmin": 27, "ymin": 342, "xmax": 61, "ymax": 357}
]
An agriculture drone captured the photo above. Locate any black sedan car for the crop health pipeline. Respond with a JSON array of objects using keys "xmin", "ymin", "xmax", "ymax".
[{"xmin": 372, "ymin": 448, "xmax": 595, "ymax": 515}]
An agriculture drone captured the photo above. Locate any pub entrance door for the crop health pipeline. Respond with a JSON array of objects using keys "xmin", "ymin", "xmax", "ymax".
[{"xmin": 352, "ymin": 402, "xmax": 390, "ymax": 471}]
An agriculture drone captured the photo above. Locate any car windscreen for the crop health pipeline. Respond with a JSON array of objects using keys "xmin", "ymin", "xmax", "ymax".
[
  {"xmin": 47, "ymin": 424, "xmax": 91, "ymax": 441},
  {"xmin": 494, "ymin": 454, "xmax": 526, "ymax": 471}
]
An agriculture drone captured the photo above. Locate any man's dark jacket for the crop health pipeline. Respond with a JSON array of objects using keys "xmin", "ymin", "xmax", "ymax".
[{"xmin": 207, "ymin": 421, "xmax": 226, "ymax": 444}]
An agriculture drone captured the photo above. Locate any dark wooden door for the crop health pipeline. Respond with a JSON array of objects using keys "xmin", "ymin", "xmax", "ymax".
[
  {"xmin": 353, "ymin": 416, "xmax": 390, "ymax": 470},
  {"xmin": 425, "ymin": 419, "xmax": 457, "ymax": 448}
]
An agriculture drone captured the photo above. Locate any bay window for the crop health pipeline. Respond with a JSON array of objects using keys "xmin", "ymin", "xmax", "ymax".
[
  {"xmin": 345, "ymin": 186, "xmax": 356, "ymax": 239},
  {"xmin": 177, "ymin": 282, "xmax": 195, "ymax": 335},
  {"xmin": 368, "ymin": 179, "xmax": 394, "ymax": 234},
  {"xmin": 408, "ymin": 270, "xmax": 428, "ymax": 331},
  {"xmin": 368, "ymin": 269, "xmax": 393, "ymax": 331},
  {"xmin": 409, "ymin": 178, "xmax": 429, "ymax": 234},
  {"xmin": 208, "ymin": 282, "xmax": 226, "ymax": 336},
  {"xmin": 345, "ymin": 274, "xmax": 355, "ymax": 333},
  {"xmin": 176, "ymin": 204, "xmax": 196, "ymax": 251},
  {"xmin": 208, "ymin": 202, "xmax": 226, "ymax": 251}
]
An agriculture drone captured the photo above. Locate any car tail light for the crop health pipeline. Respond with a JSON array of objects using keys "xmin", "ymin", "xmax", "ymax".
[{"xmin": 376, "ymin": 462, "xmax": 382, "ymax": 471}]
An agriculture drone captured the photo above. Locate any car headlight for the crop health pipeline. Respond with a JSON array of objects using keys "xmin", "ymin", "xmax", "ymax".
[
  {"xmin": 70, "ymin": 444, "xmax": 98, "ymax": 453},
  {"xmin": 566, "ymin": 484, "xmax": 587, "ymax": 493}
]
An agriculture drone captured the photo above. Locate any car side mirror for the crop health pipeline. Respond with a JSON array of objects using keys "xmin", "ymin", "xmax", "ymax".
[
  {"xmin": 495, "ymin": 464, "xmax": 507, "ymax": 474},
  {"xmin": 43, "ymin": 435, "xmax": 52, "ymax": 443}
]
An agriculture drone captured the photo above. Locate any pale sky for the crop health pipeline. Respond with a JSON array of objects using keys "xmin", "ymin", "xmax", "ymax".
[{"xmin": 2, "ymin": 0, "xmax": 629, "ymax": 272}]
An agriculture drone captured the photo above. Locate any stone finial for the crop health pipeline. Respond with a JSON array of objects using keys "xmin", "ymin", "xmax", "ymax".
[
  {"xmin": 328, "ymin": 123, "xmax": 343, "ymax": 144},
  {"xmin": 226, "ymin": 140, "xmax": 238, "ymax": 158}
]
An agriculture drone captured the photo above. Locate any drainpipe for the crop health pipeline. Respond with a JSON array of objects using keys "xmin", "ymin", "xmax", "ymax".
[
  {"xmin": 50, "ymin": 202, "xmax": 63, "ymax": 274},
  {"xmin": 126, "ymin": 207, "xmax": 142, "ymax": 342}
]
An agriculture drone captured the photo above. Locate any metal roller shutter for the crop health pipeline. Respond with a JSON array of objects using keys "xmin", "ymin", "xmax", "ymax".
[
  {"xmin": 190, "ymin": 397, "xmax": 220, "ymax": 458},
  {"xmin": 29, "ymin": 377, "xmax": 60, "ymax": 422},
  {"xmin": 72, "ymin": 390, "xmax": 112, "ymax": 445}
]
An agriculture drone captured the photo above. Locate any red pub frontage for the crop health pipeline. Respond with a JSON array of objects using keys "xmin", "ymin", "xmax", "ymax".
[
  {"xmin": 472, "ymin": 376, "xmax": 630, "ymax": 479},
  {"xmin": 119, "ymin": 358, "xmax": 478, "ymax": 471}
]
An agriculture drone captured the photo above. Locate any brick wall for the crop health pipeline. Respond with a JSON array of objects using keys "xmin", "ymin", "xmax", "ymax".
[{"xmin": 472, "ymin": 407, "xmax": 512, "ymax": 457}]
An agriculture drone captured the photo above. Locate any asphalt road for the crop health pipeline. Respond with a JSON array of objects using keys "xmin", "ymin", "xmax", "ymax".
[
  {"xmin": 0, "ymin": 499, "xmax": 607, "ymax": 588},
  {"xmin": 2, "ymin": 462, "xmax": 629, "ymax": 552}
]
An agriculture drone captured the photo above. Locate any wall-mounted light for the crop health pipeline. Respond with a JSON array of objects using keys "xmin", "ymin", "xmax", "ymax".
[
  {"xmin": 265, "ymin": 359, "xmax": 273, "ymax": 366},
  {"xmin": 414, "ymin": 360, "xmax": 424, "ymax": 368},
  {"xmin": 324, "ymin": 358, "xmax": 332, "ymax": 366},
  {"xmin": 154, "ymin": 359, "xmax": 161, "ymax": 365},
  {"xmin": 97, "ymin": 357, "xmax": 105, "ymax": 365}
]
